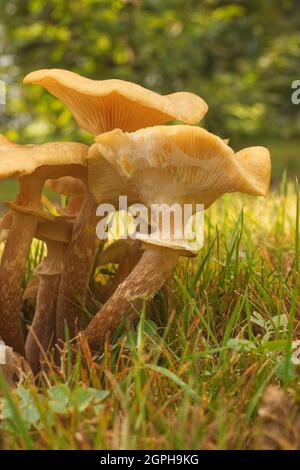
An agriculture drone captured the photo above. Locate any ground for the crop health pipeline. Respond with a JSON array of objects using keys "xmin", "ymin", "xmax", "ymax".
[{"xmin": 0, "ymin": 179, "xmax": 299, "ymax": 450}]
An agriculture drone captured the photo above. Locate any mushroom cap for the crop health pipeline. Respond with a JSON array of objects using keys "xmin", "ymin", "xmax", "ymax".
[
  {"xmin": 34, "ymin": 219, "xmax": 73, "ymax": 276},
  {"xmin": 36, "ymin": 218, "xmax": 73, "ymax": 244},
  {"xmin": 88, "ymin": 126, "xmax": 271, "ymax": 209},
  {"xmin": 34, "ymin": 254, "xmax": 64, "ymax": 276},
  {"xmin": 0, "ymin": 135, "xmax": 88, "ymax": 181},
  {"xmin": 45, "ymin": 176, "xmax": 86, "ymax": 196},
  {"xmin": 0, "ymin": 208, "xmax": 73, "ymax": 243},
  {"xmin": 6, "ymin": 201, "xmax": 57, "ymax": 221},
  {"xmin": 88, "ymin": 126, "xmax": 270, "ymax": 255},
  {"xmin": 135, "ymin": 234, "xmax": 198, "ymax": 257},
  {"xmin": 23, "ymin": 69, "xmax": 208, "ymax": 135}
]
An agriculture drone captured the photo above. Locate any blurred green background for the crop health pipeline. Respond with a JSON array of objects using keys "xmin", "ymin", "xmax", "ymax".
[{"xmin": 0, "ymin": 0, "xmax": 300, "ymax": 203}]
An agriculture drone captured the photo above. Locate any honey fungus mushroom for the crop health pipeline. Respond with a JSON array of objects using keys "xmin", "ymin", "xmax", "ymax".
[
  {"xmin": 25, "ymin": 217, "xmax": 73, "ymax": 374},
  {"xmin": 45, "ymin": 176, "xmax": 86, "ymax": 217},
  {"xmin": 0, "ymin": 135, "xmax": 88, "ymax": 354},
  {"xmin": 23, "ymin": 69, "xmax": 208, "ymax": 135},
  {"xmin": 24, "ymin": 69, "xmax": 209, "ymax": 341},
  {"xmin": 84, "ymin": 126, "xmax": 271, "ymax": 349}
]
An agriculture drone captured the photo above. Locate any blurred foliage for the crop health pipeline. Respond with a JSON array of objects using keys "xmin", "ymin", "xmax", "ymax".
[{"xmin": 0, "ymin": 0, "xmax": 299, "ymax": 179}]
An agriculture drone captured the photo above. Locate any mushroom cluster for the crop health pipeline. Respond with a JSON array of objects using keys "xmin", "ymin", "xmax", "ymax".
[{"xmin": 0, "ymin": 69, "xmax": 271, "ymax": 373}]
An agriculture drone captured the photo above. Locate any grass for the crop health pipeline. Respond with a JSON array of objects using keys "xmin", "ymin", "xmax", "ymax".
[{"xmin": 0, "ymin": 179, "xmax": 299, "ymax": 450}]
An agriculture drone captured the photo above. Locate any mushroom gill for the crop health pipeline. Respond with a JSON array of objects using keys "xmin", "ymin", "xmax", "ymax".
[{"xmin": 23, "ymin": 69, "xmax": 208, "ymax": 135}]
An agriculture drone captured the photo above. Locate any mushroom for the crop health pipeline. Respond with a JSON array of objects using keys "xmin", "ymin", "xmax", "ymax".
[
  {"xmin": 0, "ymin": 136, "xmax": 88, "ymax": 353},
  {"xmin": 84, "ymin": 125, "xmax": 271, "ymax": 349},
  {"xmin": 23, "ymin": 69, "xmax": 208, "ymax": 135},
  {"xmin": 24, "ymin": 69, "xmax": 208, "ymax": 341},
  {"xmin": 25, "ymin": 217, "xmax": 73, "ymax": 374},
  {"xmin": 45, "ymin": 176, "xmax": 86, "ymax": 217}
]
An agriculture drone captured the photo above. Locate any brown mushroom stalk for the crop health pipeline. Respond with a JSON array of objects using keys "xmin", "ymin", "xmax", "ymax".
[
  {"xmin": 85, "ymin": 248, "xmax": 178, "ymax": 350},
  {"xmin": 0, "ymin": 136, "xmax": 87, "ymax": 353},
  {"xmin": 1, "ymin": 218, "xmax": 36, "ymax": 354},
  {"xmin": 25, "ymin": 218, "xmax": 73, "ymax": 373},
  {"xmin": 0, "ymin": 177, "xmax": 44, "ymax": 354},
  {"xmin": 56, "ymin": 192, "xmax": 99, "ymax": 340},
  {"xmin": 24, "ymin": 69, "xmax": 208, "ymax": 343}
]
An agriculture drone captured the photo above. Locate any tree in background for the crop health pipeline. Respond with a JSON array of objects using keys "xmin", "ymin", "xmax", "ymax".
[{"xmin": 0, "ymin": 0, "xmax": 300, "ymax": 179}]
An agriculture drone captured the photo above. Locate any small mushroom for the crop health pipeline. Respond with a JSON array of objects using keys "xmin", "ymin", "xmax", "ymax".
[
  {"xmin": 84, "ymin": 125, "xmax": 271, "ymax": 349},
  {"xmin": 25, "ymin": 217, "xmax": 73, "ymax": 374},
  {"xmin": 45, "ymin": 176, "xmax": 86, "ymax": 217},
  {"xmin": 24, "ymin": 70, "xmax": 208, "ymax": 342},
  {"xmin": 0, "ymin": 136, "xmax": 87, "ymax": 353}
]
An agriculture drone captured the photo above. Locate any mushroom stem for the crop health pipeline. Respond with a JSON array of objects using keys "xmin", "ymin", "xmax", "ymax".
[
  {"xmin": 25, "ymin": 275, "xmax": 59, "ymax": 374},
  {"xmin": 84, "ymin": 248, "xmax": 179, "ymax": 350},
  {"xmin": 56, "ymin": 193, "xmax": 99, "ymax": 341},
  {"xmin": 0, "ymin": 213, "xmax": 38, "ymax": 354}
]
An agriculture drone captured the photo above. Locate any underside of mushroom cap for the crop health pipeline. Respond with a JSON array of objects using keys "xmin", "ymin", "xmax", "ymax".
[
  {"xmin": 34, "ymin": 220, "xmax": 72, "ymax": 276},
  {"xmin": 23, "ymin": 69, "xmax": 208, "ymax": 134},
  {"xmin": 135, "ymin": 234, "xmax": 198, "ymax": 257},
  {"xmin": 88, "ymin": 126, "xmax": 271, "ymax": 209},
  {"xmin": 0, "ymin": 136, "xmax": 88, "ymax": 181},
  {"xmin": 34, "ymin": 253, "xmax": 65, "ymax": 276},
  {"xmin": 36, "ymin": 218, "xmax": 74, "ymax": 244},
  {"xmin": 6, "ymin": 201, "xmax": 57, "ymax": 221}
]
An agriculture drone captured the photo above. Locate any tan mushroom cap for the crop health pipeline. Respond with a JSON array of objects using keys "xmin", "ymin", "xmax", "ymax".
[
  {"xmin": 88, "ymin": 126, "xmax": 270, "ymax": 255},
  {"xmin": 5, "ymin": 201, "xmax": 57, "ymax": 221},
  {"xmin": 34, "ymin": 218, "xmax": 73, "ymax": 276},
  {"xmin": 0, "ymin": 135, "xmax": 88, "ymax": 181},
  {"xmin": 0, "ymin": 210, "xmax": 73, "ymax": 241},
  {"xmin": 134, "ymin": 235, "xmax": 198, "ymax": 257},
  {"xmin": 45, "ymin": 176, "xmax": 86, "ymax": 217},
  {"xmin": 36, "ymin": 218, "xmax": 74, "ymax": 244},
  {"xmin": 88, "ymin": 126, "xmax": 271, "ymax": 209},
  {"xmin": 45, "ymin": 176, "xmax": 86, "ymax": 196},
  {"xmin": 23, "ymin": 69, "xmax": 208, "ymax": 135}
]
